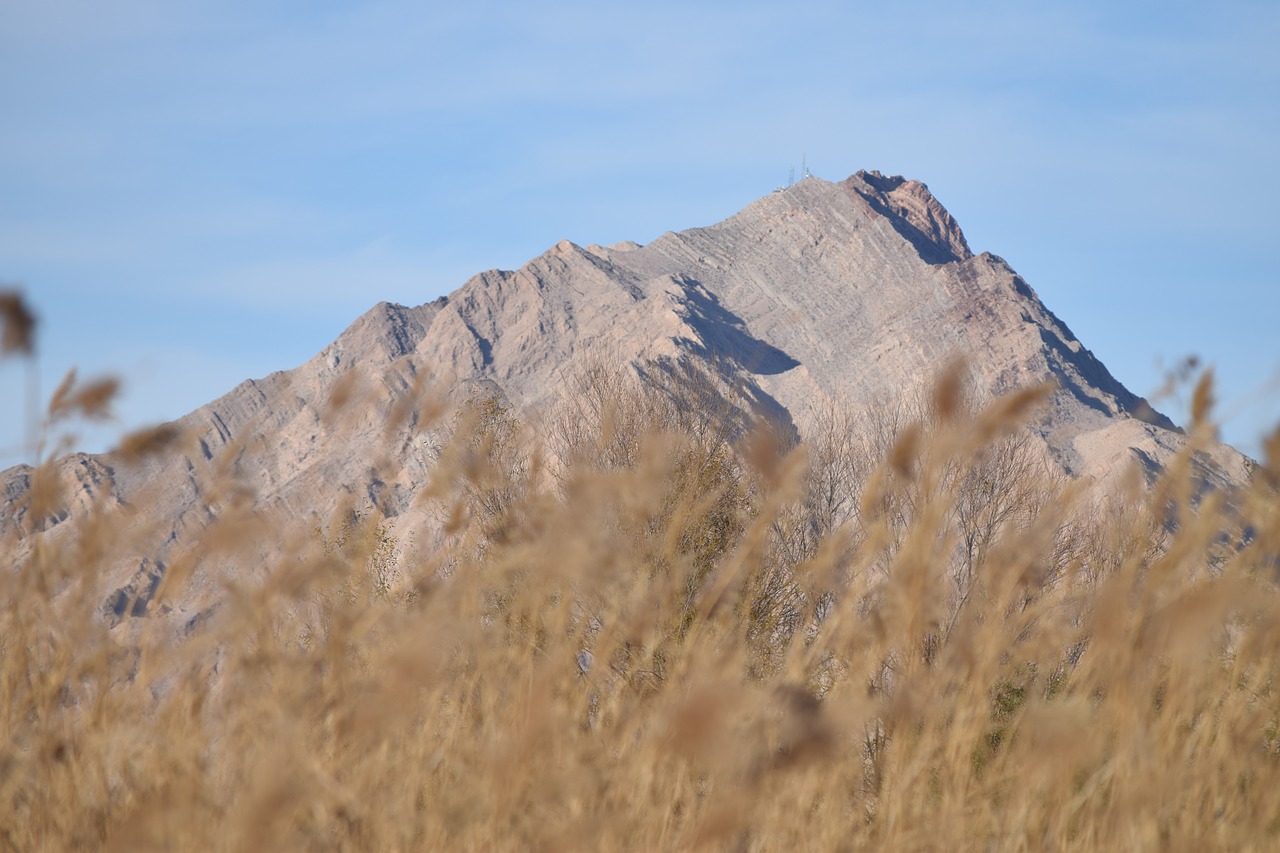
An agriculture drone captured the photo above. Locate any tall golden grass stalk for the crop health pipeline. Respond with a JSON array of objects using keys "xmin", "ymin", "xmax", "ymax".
[{"xmin": 2, "ymin": 299, "xmax": 1278, "ymax": 850}]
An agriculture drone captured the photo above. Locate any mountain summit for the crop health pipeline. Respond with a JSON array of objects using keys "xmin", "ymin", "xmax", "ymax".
[
  {"xmin": 1, "ymin": 170, "xmax": 1250, "ymax": 629},
  {"xmin": 324, "ymin": 170, "xmax": 1186, "ymax": 474}
]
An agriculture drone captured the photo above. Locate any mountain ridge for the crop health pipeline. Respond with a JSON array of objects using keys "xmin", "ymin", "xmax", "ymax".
[{"xmin": 0, "ymin": 169, "xmax": 1251, "ymax": 633}]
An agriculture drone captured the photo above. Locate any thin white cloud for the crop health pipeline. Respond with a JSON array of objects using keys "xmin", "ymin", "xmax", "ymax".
[
  {"xmin": 192, "ymin": 237, "xmax": 478, "ymax": 314},
  {"xmin": 0, "ymin": 191, "xmax": 357, "ymax": 269}
]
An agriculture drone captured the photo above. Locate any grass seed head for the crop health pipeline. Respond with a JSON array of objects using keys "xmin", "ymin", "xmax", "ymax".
[{"xmin": 0, "ymin": 289, "xmax": 35, "ymax": 355}]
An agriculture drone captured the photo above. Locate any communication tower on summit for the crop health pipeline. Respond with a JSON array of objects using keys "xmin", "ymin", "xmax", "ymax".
[{"xmin": 777, "ymin": 159, "xmax": 810, "ymax": 192}]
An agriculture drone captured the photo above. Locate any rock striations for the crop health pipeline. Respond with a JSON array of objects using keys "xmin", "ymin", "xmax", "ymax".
[{"xmin": 0, "ymin": 170, "xmax": 1252, "ymax": 632}]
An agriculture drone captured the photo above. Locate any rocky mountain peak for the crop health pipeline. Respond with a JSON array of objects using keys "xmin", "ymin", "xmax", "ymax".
[
  {"xmin": 1, "ymin": 169, "xmax": 1253, "ymax": 634},
  {"xmin": 843, "ymin": 169, "xmax": 973, "ymax": 264}
]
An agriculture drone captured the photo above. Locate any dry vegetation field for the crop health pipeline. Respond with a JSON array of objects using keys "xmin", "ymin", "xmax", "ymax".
[{"xmin": 3, "ymin": 296, "xmax": 1280, "ymax": 851}]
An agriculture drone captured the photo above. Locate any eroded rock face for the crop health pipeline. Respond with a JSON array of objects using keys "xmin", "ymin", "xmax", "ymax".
[
  {"xmin": 844, "ymin": 170, "xmax": 973, "ymax": 264},
  {"xmin": 0, "ymin": 170, "xmax": 1251, "ymax": 632}
]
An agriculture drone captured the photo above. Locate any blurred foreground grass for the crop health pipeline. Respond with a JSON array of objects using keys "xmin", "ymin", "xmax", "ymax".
[{"xmin": 2, "ymin": 293, "xmax": 1279, "ymax": 851}]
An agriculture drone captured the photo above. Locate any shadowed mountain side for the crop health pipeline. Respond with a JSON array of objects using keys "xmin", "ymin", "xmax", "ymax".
[
  {"xmin": 845, "ymin": 170, "xmax": 973, "ymax": 265},
  {"xmin": 669, "ymin": 277, "xmax": 801, "ymax": 376}
]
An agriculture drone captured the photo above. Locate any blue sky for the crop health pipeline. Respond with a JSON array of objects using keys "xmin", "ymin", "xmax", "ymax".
[{"xmin": 2, "ymin": 0, "xmax": 1278, "ymax": 463}]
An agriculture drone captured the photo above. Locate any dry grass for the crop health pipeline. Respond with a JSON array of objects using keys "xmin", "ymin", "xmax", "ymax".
[{"xmin": 3, "ymin": 296, "xmax": 1279, "ymax": 851}]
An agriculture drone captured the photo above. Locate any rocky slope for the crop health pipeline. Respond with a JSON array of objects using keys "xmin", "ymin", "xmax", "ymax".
[{"xmin": 0, "ymin": 170, "xmax": 1252, "ymax": 633}]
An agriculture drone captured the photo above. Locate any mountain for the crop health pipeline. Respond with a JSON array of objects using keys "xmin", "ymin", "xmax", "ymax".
[{"xmin": 0, "ymin": 170, "xmax": 1251, "ymax": 633}]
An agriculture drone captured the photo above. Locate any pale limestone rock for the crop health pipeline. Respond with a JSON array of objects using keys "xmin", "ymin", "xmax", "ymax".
[{"xmin": 0, "ymin": 171, "xmax": 1251, "ymax": 634}]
